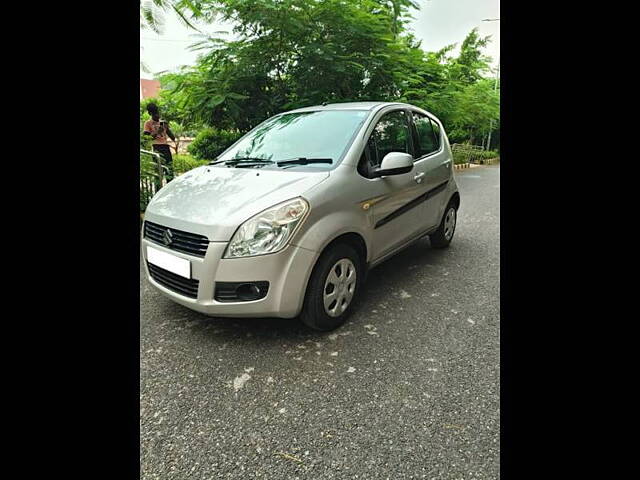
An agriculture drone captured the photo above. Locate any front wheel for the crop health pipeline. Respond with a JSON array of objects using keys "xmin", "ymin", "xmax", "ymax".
[
  {"xmin": 300, "ymin": 244, "xmax": 362, "ymax": 331},
  {"xmin": 429, "ymin": 203, "xmax": 457, "ymax": 248}
]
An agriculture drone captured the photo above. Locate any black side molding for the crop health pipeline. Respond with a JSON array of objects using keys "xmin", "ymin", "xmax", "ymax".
[{"xmin": 375, "ymin": 180, "xmax": 449, "ymax": 229}]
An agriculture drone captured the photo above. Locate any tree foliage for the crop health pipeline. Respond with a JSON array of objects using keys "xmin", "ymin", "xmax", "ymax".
[
  {"xmin": 146, "ymin": 0, "xmax": 500, "ymax": 148},
  {"xmin": 140, "ymin": 0, "xmax": 204, "ymax": 34},
  {"xmin": 448, "ymin": 79, "xmax": 499, "ymax": 144}
]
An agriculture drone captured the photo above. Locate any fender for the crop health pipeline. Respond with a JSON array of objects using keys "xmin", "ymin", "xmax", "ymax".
[
  {"xmin": 287, "ymin": 212, "xmax": 371, "ymax": 317},
  {"xmin": 291, "ymin": 209, "xmax": 372, "ymax": 263}
]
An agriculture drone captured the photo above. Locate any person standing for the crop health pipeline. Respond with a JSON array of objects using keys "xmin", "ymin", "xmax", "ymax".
[{"xmin": 143, "ymin": 103, "xmax": 176, "ymax": 182}]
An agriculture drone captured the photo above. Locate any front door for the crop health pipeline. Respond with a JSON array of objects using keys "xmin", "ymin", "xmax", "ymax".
[{"xmin": 358, "ymin": 109, "xmax": 431, "ymax": 261}]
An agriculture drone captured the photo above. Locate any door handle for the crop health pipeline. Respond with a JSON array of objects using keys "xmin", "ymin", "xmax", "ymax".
[{"xmin": 414, "ymin": 172, "xmax": 425, "ymax": 183}]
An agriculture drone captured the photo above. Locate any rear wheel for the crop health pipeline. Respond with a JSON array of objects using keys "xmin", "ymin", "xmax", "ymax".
[
  {"xmin": 429, "ymin": 202, "xmax": 457, "ymax": 248},
  {"xmin": 300, "ymin": 244, "xmax": 362, "ymax": 331}
]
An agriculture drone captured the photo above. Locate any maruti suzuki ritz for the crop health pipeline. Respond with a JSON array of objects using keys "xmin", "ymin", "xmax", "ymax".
[{"xmin": 142, "ymin": 102, "xmax": 460, "ymax": 331}]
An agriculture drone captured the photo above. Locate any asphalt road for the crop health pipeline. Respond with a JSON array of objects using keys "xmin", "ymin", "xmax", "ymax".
[{"xmin": 140, "ymin": 165, "xmax": 500, "ymax": 479}]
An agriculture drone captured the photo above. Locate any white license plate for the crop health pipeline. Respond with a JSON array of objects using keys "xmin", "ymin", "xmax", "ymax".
[{"xmin": 147, "ymin": 246, "xmax": 191, "ymax": 279}]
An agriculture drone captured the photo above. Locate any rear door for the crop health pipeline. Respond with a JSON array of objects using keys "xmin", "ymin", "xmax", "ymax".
[
  {"xmin": 410, "ymin": 111, "xmax": 451, "ymax": 229},
  {"xmin": 358, "ymin": 108, "xmax": 431, "ymax": 260}
]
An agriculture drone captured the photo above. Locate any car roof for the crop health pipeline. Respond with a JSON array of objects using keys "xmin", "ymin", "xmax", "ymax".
[{"xmin": 286, "ymin": 101, "xmax": 410, "ymax": 113}]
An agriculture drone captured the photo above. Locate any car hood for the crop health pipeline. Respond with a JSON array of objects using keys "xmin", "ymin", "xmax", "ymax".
[{"xmin": 145, "ymin": 166, "xmax": 329, "ymax": 241}]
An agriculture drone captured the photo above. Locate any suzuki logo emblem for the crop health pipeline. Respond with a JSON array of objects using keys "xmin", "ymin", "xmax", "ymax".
[{"xmin": 163, "ymin": 229, "xmax": 173, "ymax": 246}]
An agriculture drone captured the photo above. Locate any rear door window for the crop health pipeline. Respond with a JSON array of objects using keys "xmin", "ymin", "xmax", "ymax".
[{"xmin": 412, "ymin": 113, "xmax": 440, "ymax": 158}]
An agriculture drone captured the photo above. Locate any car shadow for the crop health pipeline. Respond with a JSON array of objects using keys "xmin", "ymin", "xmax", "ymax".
[{"xmin": 147, "ymin": 236, "xmax": 454, "ymax": 344}]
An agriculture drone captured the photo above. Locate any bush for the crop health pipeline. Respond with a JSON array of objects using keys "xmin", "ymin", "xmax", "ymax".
[
  {"xmin": 140, "ymin": 116, "xmax": 152, "ymax": 151},
  {"xmin": 475, "ymin": 149, "xmax": 499, "ymax": 160},
  {"xmin": 173, "ymin": 154, "xmax": 208, "ymax": 175},
  {"xmin": 140, "ymin": 151, "xmax": 162, "ymax": 212},
  {"xmin": 188, "ymin": 128, "xmax": 244, "ymax": 161},
  {"xmin": 452, "ymin": 150, "xmax": 469, "ymax": 165},
  {"xmin": 452, "ymin": 147, "xmax": 499, "ymax": 164}
]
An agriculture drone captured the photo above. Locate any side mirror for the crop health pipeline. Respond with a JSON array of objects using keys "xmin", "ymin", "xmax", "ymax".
[{"xmin": 373, "ymin": 152, "xmax": 414, "ymax": 177}]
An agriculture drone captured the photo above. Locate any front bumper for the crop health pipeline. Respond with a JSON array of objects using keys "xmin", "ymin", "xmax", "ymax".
[{"xmin": 141, "ymin": 238, "xmax": 318, "ymax": 318}]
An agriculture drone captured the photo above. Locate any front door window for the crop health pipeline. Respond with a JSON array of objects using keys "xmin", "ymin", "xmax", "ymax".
[{"xmin": 359, "ymin": 110, "xmax": 412, "ymax": 178}]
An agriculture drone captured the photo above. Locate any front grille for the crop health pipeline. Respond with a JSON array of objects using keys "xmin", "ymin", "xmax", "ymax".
[
  {"xmin": 147, "ymin": 262, "xmax": 199, "ymax": 298},
  {"xmin": 144, "ymin": 221, "xmax": 209, "ymax": 257}
]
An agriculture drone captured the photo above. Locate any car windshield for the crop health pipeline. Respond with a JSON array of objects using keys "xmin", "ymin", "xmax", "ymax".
[{"xmin": 216, "ymin": 110, "xmax": 370, "ymax": 169}]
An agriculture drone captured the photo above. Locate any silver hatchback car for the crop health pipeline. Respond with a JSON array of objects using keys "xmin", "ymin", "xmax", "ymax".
[{"xmin": 142, "ymin": 102, "xmax": 459, "ymax": 330}]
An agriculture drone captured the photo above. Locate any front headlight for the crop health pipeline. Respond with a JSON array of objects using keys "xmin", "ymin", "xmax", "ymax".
[{"xmin": 224, "ymin": 198, "xmax": 309, "ymax": 258}]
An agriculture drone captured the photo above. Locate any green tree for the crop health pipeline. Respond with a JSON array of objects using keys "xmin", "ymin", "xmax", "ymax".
[
  {"xmin": 140, "ymin": 0, "xmax": 203, "ymax": 34},
  {"xmin": 162, "ymin": 0, "xmax": 429, "ymax": 130},
  {"xmin": 448, "ymin": 78, "xmax": 499, "ymax": 145},
  {"xmin": 140, "ymin": 1, "xmax": 205, "ymax": 80},
  {"xmin": 147, "ymin": 1, "xmax": 500, "ymax": 148},
  {"xmin": 449, "ymin": 28, "xmax": 492, "ymax": 85}
]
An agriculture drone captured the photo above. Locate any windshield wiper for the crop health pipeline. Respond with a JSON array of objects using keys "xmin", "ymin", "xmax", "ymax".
[
  {"xmin": 276, "ymin": 157, "xmax": 333, "ymax": 166},
  {"xmin": 209, "ymin": 157, "xmax": 275, "ymax": 166}
]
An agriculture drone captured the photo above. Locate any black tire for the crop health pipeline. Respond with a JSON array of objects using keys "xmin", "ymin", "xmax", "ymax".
[
  {"xmin": 429, "ymin": 201, "xmax": 458, "ymax": 249},
  {"xmin": 300, "ymin": 243, "xmax": 362, "ymax": 331}
]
